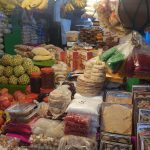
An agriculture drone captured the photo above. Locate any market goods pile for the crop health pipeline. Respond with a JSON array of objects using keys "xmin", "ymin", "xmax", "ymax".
[
  {"xmin": 76, "ymin": 60, "xmax": 105, "ymax": 97},
  {"xmin": 0, "ymin": 54, "xmax": 40, "ymax": 85},
  {"xmin": 15, "ymin": 44, "xmax": 63, "ymax": 60}
]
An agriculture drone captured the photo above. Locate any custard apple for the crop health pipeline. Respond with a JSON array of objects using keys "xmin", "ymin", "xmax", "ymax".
[
  {"xmin": 3, "ymin": 66, "xmax": 13, "ymax": 77},
  {"xmin": 27, "ymin": 66, "xmax": 41, "ymax": 75},
  {"xmin": 11, "ymin": 55, "xmax": 23, "ymax": 67},
  {"xmin": 0, "ymin": 76, "xmax": 8, "ymax": 84},
  {"xmin": 9, "ymin": 75, "xmax": 18, "ymax": 85},
  {"xmin": 18, "ymin": 74, "xmax": 30, "ymax": 85},
  {"xmin": 1, "ymin": 54, "xmax": 13, "ymax": 66},
  {"xmin": 22, "ymin": 58, "xmax": 34, "ymax": 71},
  {"xmin": 14, "ymin": 65, "xmax": 25, "ymax": 77},
  {"xmin": 0, "ymin": 65, "xmax": 4, "ymax": 76}
]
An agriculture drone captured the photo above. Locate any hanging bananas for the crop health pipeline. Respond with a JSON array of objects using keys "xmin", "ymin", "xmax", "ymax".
[
  {"xmin": 72, "ymin": 0, "xmax": 86, "ymax": 9},
  {"xmin": 21, "ymin": 0, "xmax": 48, "ymax": 10},
  {"xmin": 64, "ymin": 2, "xmax": 75, "ymax": 13},
  {"xmin": 0, "ymin": 0, "xmax": 18, "ymax": 11}
]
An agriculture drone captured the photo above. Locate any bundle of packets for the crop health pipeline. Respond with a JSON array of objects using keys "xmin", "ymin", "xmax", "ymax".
[{"xmin": 64, "ymin": 113, "xmax": 92, "ymax": 137}]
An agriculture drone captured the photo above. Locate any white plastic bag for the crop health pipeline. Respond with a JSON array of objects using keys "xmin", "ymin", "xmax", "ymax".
[
  {"xmin": 32, "ymin": 118, "xmax": 64, "ymax": 139},
  {"xmin": 66, "ymin": 94, "xmax": 103, "ymax": 116}
]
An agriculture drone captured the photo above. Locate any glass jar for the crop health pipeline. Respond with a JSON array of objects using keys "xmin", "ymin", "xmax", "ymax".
[
  {"xmin": 41, "ymin": 68, "xmax": 55, "ymax": 89},
  {"xmin": 30, "ymin": 72, "xmax": 41, "ymax": 93}
]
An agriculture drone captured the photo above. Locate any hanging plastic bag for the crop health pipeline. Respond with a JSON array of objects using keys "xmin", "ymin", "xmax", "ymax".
[
  {"xmin": 100, "ymin": 41, "xmax": 134, "ymax": 72},
  {"xmin": 125, "ymin": 45, "xmax": 150, "ymax": 76},
  {"xmin": 96, "ymin": 0, "xmax": 129, "ymax": 37}
]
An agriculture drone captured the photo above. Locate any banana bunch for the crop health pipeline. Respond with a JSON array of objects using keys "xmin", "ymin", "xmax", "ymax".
[
  {"xmin": 64, "ymin": 2, "xmax": 75, "ymax": 13},
  {"xmin": 0, "ymin": 0, "xmax": 18, "ymax": 11},
  {"xmin": 72, "ymin": 0, "xmax": 86, "ymax": 9},
  {"xmin": 21, "ymin": 0, "xmax": 48, "ymax": 10}
]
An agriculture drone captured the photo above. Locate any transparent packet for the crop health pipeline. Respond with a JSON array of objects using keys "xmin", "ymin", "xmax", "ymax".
[
  {"xmin": 100, "ymin": 140, "xmax": 132, "ymax": 150},
  {"xmin": 139, "ymin": 109, "xmax": 150, "ymax": 124},
  {"xmin": 101, "ymin": 132, "xmax": 132, "ymax": 144},
  {"xmin": 11, "ymin": 110, "xmax": 37, "ymax": 123},
  {"xmin": 58, "ymin": 135, "xmax": 97, "ymax": 150},
  {"xmin": 6, "ymin": 103, "xmax": 37, "ymax": 117},
  {"xmin": 101, "ymin": 103, "xmax": 133, "ymax": 135}
]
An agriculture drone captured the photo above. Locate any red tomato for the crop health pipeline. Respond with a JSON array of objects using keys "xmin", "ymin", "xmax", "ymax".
[
  {"xmin": 43, "ymin": 96, "xmax": 49, "ymax": 103},
  {"xmin": 0, "ymin": 88, "xmax": 8, "ymax": 95},
  {"xmin": 2, "ymin": 93, "xmax": 14, "ymax": 102},
  {"xmin": 26, "ymin": 93, "xmax": 38, "ymax": 103}
]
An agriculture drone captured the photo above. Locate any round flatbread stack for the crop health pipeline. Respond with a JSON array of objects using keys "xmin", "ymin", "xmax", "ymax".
[
  {"xmin": 76, "ymin": 75, "xmax": 104, "ymax": 97},
  {"xmin": 77, "ymin": 61, "xmax": 106, "ymax": 97}
]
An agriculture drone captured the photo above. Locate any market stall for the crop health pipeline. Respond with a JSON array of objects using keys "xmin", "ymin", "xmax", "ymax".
[{"xmin": 0, "ymin": 0, "xmax": 150, "ymax": 150}]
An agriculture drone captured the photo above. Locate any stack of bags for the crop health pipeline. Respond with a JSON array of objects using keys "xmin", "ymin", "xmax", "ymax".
[
  {"xmin": 66, "ymin": 93, "xmax": 103, "ymax": 136},
  {"xmin": 22, "ymin": 25, "xmax": 38, "ymax": 45},
  {"xmin": 3, "ymin": 103, "xmax": 38, "ymax": 143},
  {"xmin": 76, "ymin": 60, "xmax": 106, "ymax": 97},
  {"xmin": 48, "ymin": 85, "xmax": 72, "ymax": 119},
  {"xmin": 0, "ymin": 13, "xmax": 11, "ymax": 57},
  {"xmin": 52, "ymin": 62, "xmax": 68, "ymax": 83},
  {"xmin": 132, "ymin": 85, "xmax": 150, "ymax": 149},
  {"xmin": 64, "ymin": 113, "xmax": 91, "ymax": 137}
]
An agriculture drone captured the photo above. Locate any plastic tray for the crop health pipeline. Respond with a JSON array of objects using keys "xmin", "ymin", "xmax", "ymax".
[{"xmin": 6, "ymin": 103, "xmax": 37, "ymax": 117}]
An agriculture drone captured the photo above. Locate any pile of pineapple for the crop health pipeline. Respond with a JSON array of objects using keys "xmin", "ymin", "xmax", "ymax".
[{"xmin": 0, "ymin": 54, "xmax": 41, "ymax": 85}]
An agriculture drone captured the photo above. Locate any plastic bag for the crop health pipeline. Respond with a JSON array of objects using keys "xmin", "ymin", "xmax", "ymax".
[
  {"xmin": 49, "ymin": 85, "xmax": 71, "ymax": 119},
  {"xmin": 32, "ymin": 118, "xmax": 64, "ymax": 139},
  {"xmin": 125, "ymin": 45, "xmax": 150, "ymax": 76},
  {"xmin": 58, "ymin": 135, "xmax": 97, "ymax": 150},
  {"xmin": 64, "ymin": 113, "xmax": 91, "ymax": 137},
  {"xmin": 66, "ymin": 95, "xmax": 103, "ymax": 116},
  {"xmin": 96, "ymin": 0, "xmax": 128, "ymax": 37},
  {"xmin": 100, "ymin": 41, "xmax": 134, "ymax": 72}
]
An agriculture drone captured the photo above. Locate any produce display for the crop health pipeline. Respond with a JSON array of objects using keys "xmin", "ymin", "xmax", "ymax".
[
  {"xmin": 0, "ymin": 54, "xmax": 40, "ymax": 85},
  {"xmin": 1, "ymin": 1, "xmax": 150, "ymax": 150}
]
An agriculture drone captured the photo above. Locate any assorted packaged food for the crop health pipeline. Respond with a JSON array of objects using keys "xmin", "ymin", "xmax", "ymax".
[{"xmin": 29, "ymin": 134, "xmax": 59, "ymax": 150}]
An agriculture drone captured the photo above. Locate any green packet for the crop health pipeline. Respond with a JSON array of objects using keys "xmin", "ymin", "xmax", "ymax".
[{"xmin": 100, "ymin": 47, "xmax": 117, "ymax": 62}]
